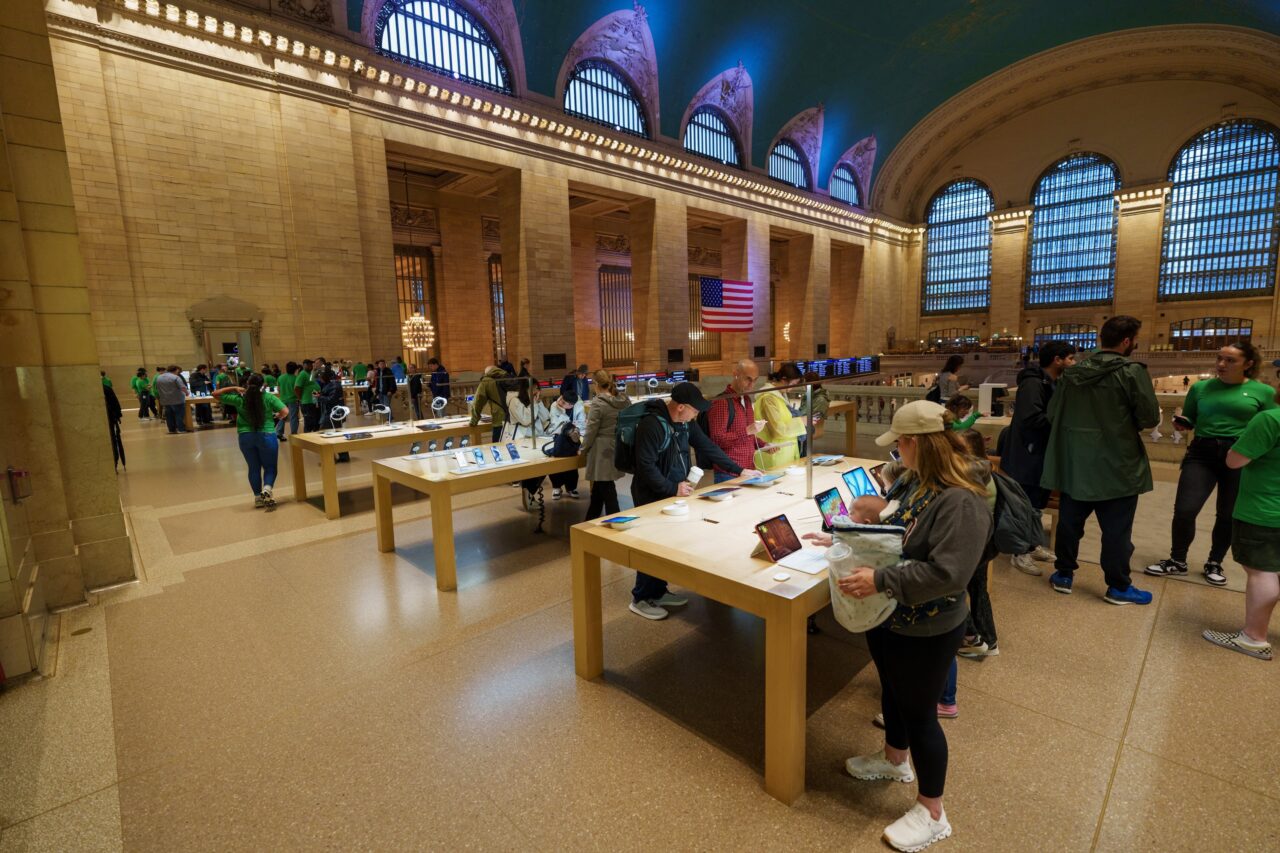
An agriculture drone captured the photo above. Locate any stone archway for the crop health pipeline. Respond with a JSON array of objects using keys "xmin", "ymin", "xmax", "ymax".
[{"xmin": 186, "ymin": 296, "xmax": 264, "ymax": 368}]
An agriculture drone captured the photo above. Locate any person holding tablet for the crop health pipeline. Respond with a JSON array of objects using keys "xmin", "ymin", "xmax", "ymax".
[
  {"xmin": 754, "ymin": 362, "xmax": 806, "ymax": 469},
  {"xmin": 803, "ymin": 400, "xmax": 993, "ymax": 852},
  {"xmin": 1146, "ymin": 341, "xmax": 1275, "ymax": 586}
]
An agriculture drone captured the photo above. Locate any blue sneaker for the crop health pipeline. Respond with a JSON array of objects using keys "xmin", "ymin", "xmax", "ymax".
[
  {"xmin": 1049, "ymin": 572, "xmax": 1073, "ymax": 594},
  {"xmin": 1105, "ymin": 584, "xmax": 1153, "ymax": 606}
]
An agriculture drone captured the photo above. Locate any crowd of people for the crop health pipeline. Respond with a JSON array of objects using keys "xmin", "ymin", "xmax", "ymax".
[{"xmin": 104, "ymin": 319, "xmax": 1280, "ymax": 851}]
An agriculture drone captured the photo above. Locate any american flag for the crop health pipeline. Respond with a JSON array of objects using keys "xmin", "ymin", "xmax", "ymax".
[{"xmin": 700, "ymin": 277, "xmax": 754, "ymax": 332}]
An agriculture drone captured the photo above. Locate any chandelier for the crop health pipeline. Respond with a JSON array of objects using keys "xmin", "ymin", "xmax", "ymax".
[{"xmin": 401, "ymin": 312, "xmax": 436, "ymax": 352}]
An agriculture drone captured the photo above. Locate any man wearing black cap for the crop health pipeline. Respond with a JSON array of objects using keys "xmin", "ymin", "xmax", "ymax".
[
  {"xmin": 629, "ymin": 382, "xmax": 761, "ymax": 620},
  {"xmin": 561, "ymin": 364, "xmax": 591, "ymax": 403}
]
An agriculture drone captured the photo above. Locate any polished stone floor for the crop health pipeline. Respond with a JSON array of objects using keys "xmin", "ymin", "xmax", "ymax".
[{"xmin": 2, "ymin": 413, "xmax": 1277, "ymax": 851}]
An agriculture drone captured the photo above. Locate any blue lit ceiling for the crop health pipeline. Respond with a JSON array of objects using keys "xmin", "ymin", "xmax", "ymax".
[{"xmin": 350, "ymin": 1, "xmax": 1280, "ymax": 192}]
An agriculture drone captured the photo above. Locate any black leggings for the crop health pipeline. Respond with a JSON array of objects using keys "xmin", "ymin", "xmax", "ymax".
[
  {"xmin": 866, "ymin": 621, "xmax": 965, "ymax": 798},
  {"xmin": 585, "ymin": 480, "xmax": 620, "ymax": 521},
  {"xmin": 964, "ymin": 561, "xmax": 997, "ymax": 646},
  {"xmin": 1171, "ymin": 437, "xmax": 1241, "ymax": 564}
]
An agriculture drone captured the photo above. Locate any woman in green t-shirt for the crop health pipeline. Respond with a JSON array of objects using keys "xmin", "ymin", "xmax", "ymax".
[
  {"xmin": 1147, "ymin": 342, "xmax": 1277, "ymax": 586},
  {"xmin": 1205, "ymin": 383, "xmax": 1280, "ymax": 661},
  {"xmin": 213, "ymin": 374, "xmax": 288, "ymax": 509}
]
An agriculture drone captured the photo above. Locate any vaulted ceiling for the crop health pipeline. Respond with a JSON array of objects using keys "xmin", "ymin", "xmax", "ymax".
[{"xmin": 349, "ymin": 1, "xmax": 1280, "ymax": 190}]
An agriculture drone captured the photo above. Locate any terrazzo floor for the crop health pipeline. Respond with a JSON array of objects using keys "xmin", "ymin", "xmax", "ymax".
[{"xmin": 1, "ymin": 413, "xmax": 1277, "ymax": 852}]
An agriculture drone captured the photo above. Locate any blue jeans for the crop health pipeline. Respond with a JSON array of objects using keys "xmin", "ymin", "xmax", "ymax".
[
  {"xmin": 713, "ymin": 470, "xmax": 737, "ymax": 484},
  {"xmin": 277, "ymin": 401, "xmax": 299, "ymax": 437},
  {"xmin": 163, "ymin": 403, "xmax": 184, "ymax": 433},
  {"xmin": 237, "ymin": 431, "xmax": 279, "ymax": 495},
  {"xmin": 940, "ymin": 658, "xmax": 958, "ymax": 706}
]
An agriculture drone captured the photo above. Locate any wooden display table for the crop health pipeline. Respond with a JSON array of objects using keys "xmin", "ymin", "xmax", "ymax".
[
  {"xmin": 571, "ymin": 459, "xmax": 878, "ymax": 805},
  {"xmin": 971, "ymin": 415, "xmax": 1012, "ymax": 450},
  {"xmin": 825, "ymin": 399, "xmax": 859, "ymax": 457},
  {"xmin": 290, "ymin": 417, "xmax": 490, "ymax": 519},
  {"xmin": 372, "ymin": 437, "xmax": 586, "ymax": 591},
  {"xmin": 183, "ymin": 396, "xmax": 222, "ymax": 431}
]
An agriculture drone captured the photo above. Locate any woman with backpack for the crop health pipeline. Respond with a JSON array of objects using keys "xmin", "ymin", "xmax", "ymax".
[
  {"xmin": 802, "ymin": 400, "xmax": 994, "ymax": 852},
  {"xmin": 213, "ymin": 373, "xmax": 288, "ymax": 509},
  {"xmin": 931, "ymin": 355, "xmax": 968, "ymax": 402},
  {"xmin": 582, "ymin": 371, "xmax": 631, "ymax": 520},
  {"xmin": 546, "ymin": 391, "xmax": 586, "ymax": 499}
]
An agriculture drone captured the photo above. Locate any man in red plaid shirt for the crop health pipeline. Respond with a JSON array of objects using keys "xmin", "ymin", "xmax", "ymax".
[{"xmin": 706, "ymin": 359, "xmax": 765, "ymax": 482}]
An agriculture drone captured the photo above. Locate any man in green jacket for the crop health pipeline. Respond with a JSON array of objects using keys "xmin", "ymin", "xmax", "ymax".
[
  {"xmin": 469, "ymin": 364, "xmax": 508, "ymax": 442},
  {"xmin": 1041, "ymin": 315, "xmax": 1161, "ymax": 606}
]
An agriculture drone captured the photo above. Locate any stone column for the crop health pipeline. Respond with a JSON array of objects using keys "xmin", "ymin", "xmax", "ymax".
[
  {"xmin": 1114, "ymin": 186, "xmax": 1168, "ymax": 329},
  {"xmin": 436, "ymin": 199, "xmax": 493, "ymax": 370},
  {"xmin": 989, "ymin": 207, "xmax": 1032, "ymax": 339},
  {"xmin": 829, "ymin": 241, "xmax": 864, "ymax": 355},
  {"xmin": 497, "ymin": 170, "xmax": 575, "ymax": 374},
  {"xmin": 0, "ymin": 0, "xmax": 134, "ymax": 672},
  {"xmin": 629, "ymin": 195, "xmax": 688, "ymax": 370},
  {"xmin": 720, "ymin": 216, "xmax": 770, "ymax": 362},
  {"xmin": 350, "ymin": 117, "xmax": 397, "ymax": 361}
]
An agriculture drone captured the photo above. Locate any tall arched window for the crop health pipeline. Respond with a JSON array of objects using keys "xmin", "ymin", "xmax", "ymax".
[
  {"xmin": 922, "ymin": 179, "xmax": 993, "ymax": 314},
  {"xmin": 925, "ymin": 328, "xmax": 979, "ymax": 352},
  {"xmin": 1026, "ymin": 153, "xmax": 1119, "ymax": 307},
  {"xmin": 1170, "ymin": 317, "xmax": 1253, "ymax": 351},
  {"xmin": 375, "ymin": 1, "xmax": 510, "ymax": 93},
  {"xmin": 564, "ymin": 60, "xmax": 648, "ymax": 138},
  {"xmin": 829, "ymin": 164, "xmax": 860, "ymax": 206},
  {"xmin": 1034, "ymin": 323, "xmax": 1098, "ymax": 352},
  {"xmin": 769, "ymin": 140, "xmax": 809, "ymax": 188},
  {"xmin": 683, "ymin": 107, "xmax": 741, "ymax": 166},
  {"xmin": 1159, "ymin": 119, "xmax": 1280, "ymax": 300}
]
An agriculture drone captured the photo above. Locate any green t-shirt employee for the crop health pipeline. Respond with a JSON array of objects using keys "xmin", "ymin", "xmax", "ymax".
[
  {"xmin": 215, "ymin": 389, "xmax": 287, "ymax": 433},
  {"xmin": 1182, "ymin": 377, "xmax": 1276, "ymax": 439}
]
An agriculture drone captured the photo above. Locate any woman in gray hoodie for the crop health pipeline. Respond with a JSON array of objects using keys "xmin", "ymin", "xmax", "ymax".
[{"xmin": 581, "ymin": 370, "xmax": 631, "ymax": 520}]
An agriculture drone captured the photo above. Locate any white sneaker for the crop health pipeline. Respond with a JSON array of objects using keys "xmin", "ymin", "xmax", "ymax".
[
  {"xmin": 1031, "ymin": 546, "xmax": 1055, "ymax": 562},
  {"xmin": 1011, "ymin": 553, "xmax": 1042, "ymax": 576},
  {"xmin": 552, "ymin": 488, "xmax": 563, "ymax": 500},
  {"xmin": 654, "ymin": 592, "xmax": 688, "ymax": 607},
  {"xmin": 629, "ymin": 600, "xmax": 668, "ymax": 621},
  {"xmin": 883, "ymin": 803, "xmax": 951, "ymax": 852},
  {"xmin": 845, "ymin": 749, "xmax": 915, "ymax": 783}
]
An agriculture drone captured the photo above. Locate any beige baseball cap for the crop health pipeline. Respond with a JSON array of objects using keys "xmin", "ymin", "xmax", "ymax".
[{"xmin": 875, "ymin": 400, "xmax": 948, "ymax": 446}]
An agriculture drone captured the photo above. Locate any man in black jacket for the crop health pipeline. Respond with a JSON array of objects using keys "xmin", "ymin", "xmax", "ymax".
[
  {"xmin": 369, "ymin": 359, "xmax": 398, "ymax": 413},
  {"xmin": 629, "ymin": 383, "xmax": 760, "ymax": 620},
  {"xmin": 1002, "ymin": 340, "xmax": 1076, "ymax": 575}
]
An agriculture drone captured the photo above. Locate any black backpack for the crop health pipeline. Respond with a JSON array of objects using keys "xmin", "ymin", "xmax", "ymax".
[
  {"xmin": 614, "ymin": 404, "xmax": 670, "ymax": 473},
  {"xmin": 542, "ymin": 420, "xmax": 581, "ymax": 458},
  {"xmin": 991, "ymin": 470, "xmax": 1045, "ymax": 555},
  {"xmin": 925, "ymin": 384, "xmax": 943, "ymax": 404},
  {"xmin": 696, "ymin": 397, "xmax": 736, "ymax": 437}
]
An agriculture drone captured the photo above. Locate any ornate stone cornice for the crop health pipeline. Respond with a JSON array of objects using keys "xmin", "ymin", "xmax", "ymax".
[
  {"xmin": 875, "ymin": 25, "xmax": 1280, "ymax": 220},
  {"xmin": 390, "ymin": 203, "xmax": 439, "ymax": 235},
  {"xmin": 556, "ymin": 3, "xmax": 659, "ymax": 133},
  {"xmin": 687, "ymin": 245, "xmax": 721, "ymax": 268},
  {"xmin": 681, "ymin": 62, "xmax": 753, "ymax": 162},
  {"xmin": 772, "ymin": 106, "xmax": 824, "ymax": 188},
  {"xmin": 832, "ymin": 135, "xmax": 876, "ymax": 206},
  {"xmin": 276, "ymin": 0, "xmax": 332, "ymax": 27}
]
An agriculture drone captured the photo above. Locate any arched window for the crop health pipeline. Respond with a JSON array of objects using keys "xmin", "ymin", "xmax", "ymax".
[
  {"xmin": 1034, "ymin": 323, "xmax": 1098, "ymax": 352},
  {"xmin": 564, "ymin": 60, "xmax": 648, "ymax": 138},
  {"xmin": 1170, "ymin": 317, "xmax": 1253, "ymax": 351},
  {"xmin": 1026, "ymin": 153, "xmax": 1119, "ymax": 307},
  {"xmin": 769, "ymin": 140, "xmax": 809, "ymax": 189},
  {"xmin": 375, "ymin": 1, "xmax": 510, "ymax": 93},
  {"xmin": 925, "ymin": 328, "xmax": 979, "ymax": 352},
  {"xmin": 1159, "ymin": 119, "xmax": 1280, "ymax": 300},
  {"xmin": 922, "ymin": 179, "xmax": 993, "ymax": 314},
  {"xmin": 829, "ymin": 164, "xmax": 861, "ymax": 206},
  {"xmin": 683, "ymin": 107, "xmax": 741, "ymax": 166}
]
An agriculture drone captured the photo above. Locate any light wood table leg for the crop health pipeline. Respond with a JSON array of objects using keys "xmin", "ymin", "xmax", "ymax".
[
  {"xmin": 429, "ymin": 489, "xmax": 457, "ymax": 591},
  {"xmin": 763, "ymin": 600, "xmax": 808, "ymax": 804},
  {"xmin": 291, "ymin": 442, "xmax": 307, "ymax": 502},
  {"xmin": 320, "ymin": 450, "xmax": 339, "ymax": 520},
  {"xmin": 184, "ymin": 403, "xmax": 194, "ymax": 432},
  {"xmin": 571, "ymin": 538, "xmax": 604, "ymax": 679},
  {"xmin": 843, "ymin": 405, "xmax": 858, "ymax": 458},
  {"xmin": 374, "ymin": 471, "xmax": 395, "ymax": 552}
]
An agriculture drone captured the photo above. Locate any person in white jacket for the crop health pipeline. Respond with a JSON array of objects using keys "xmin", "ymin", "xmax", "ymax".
[
  {"xmin": 504, "ymin": 382, "xmax": 551, "ymax": 440},
  {"xmin": 545, "ymin": 391, "xmax": 587, "ymax": 498}
]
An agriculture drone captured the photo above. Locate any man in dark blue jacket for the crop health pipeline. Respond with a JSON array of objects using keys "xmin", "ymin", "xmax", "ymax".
[
  {"xmin": 426, "ymin": 358, "xmax": 450, "ymax": 407},
  {"xmin": 629, "ymin": 383, "xmax": 760, "ymax": 620},
  {"xmin": 561, "ymin": 364, "xmax": 591, "ymax": 403},
  {"xmin": 1002, "ymin": 341, "xmax": 1076, "ymax": 575}
]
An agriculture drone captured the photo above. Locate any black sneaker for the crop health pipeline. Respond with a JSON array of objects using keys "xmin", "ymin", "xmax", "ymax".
[
  {"xmin": 1203, "ymin": 561, "xmax": 1228, "ymax": 587},
  {"xmin": 1144, "ymin": 558, "xmax": 1188, "ymax": 577}
]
